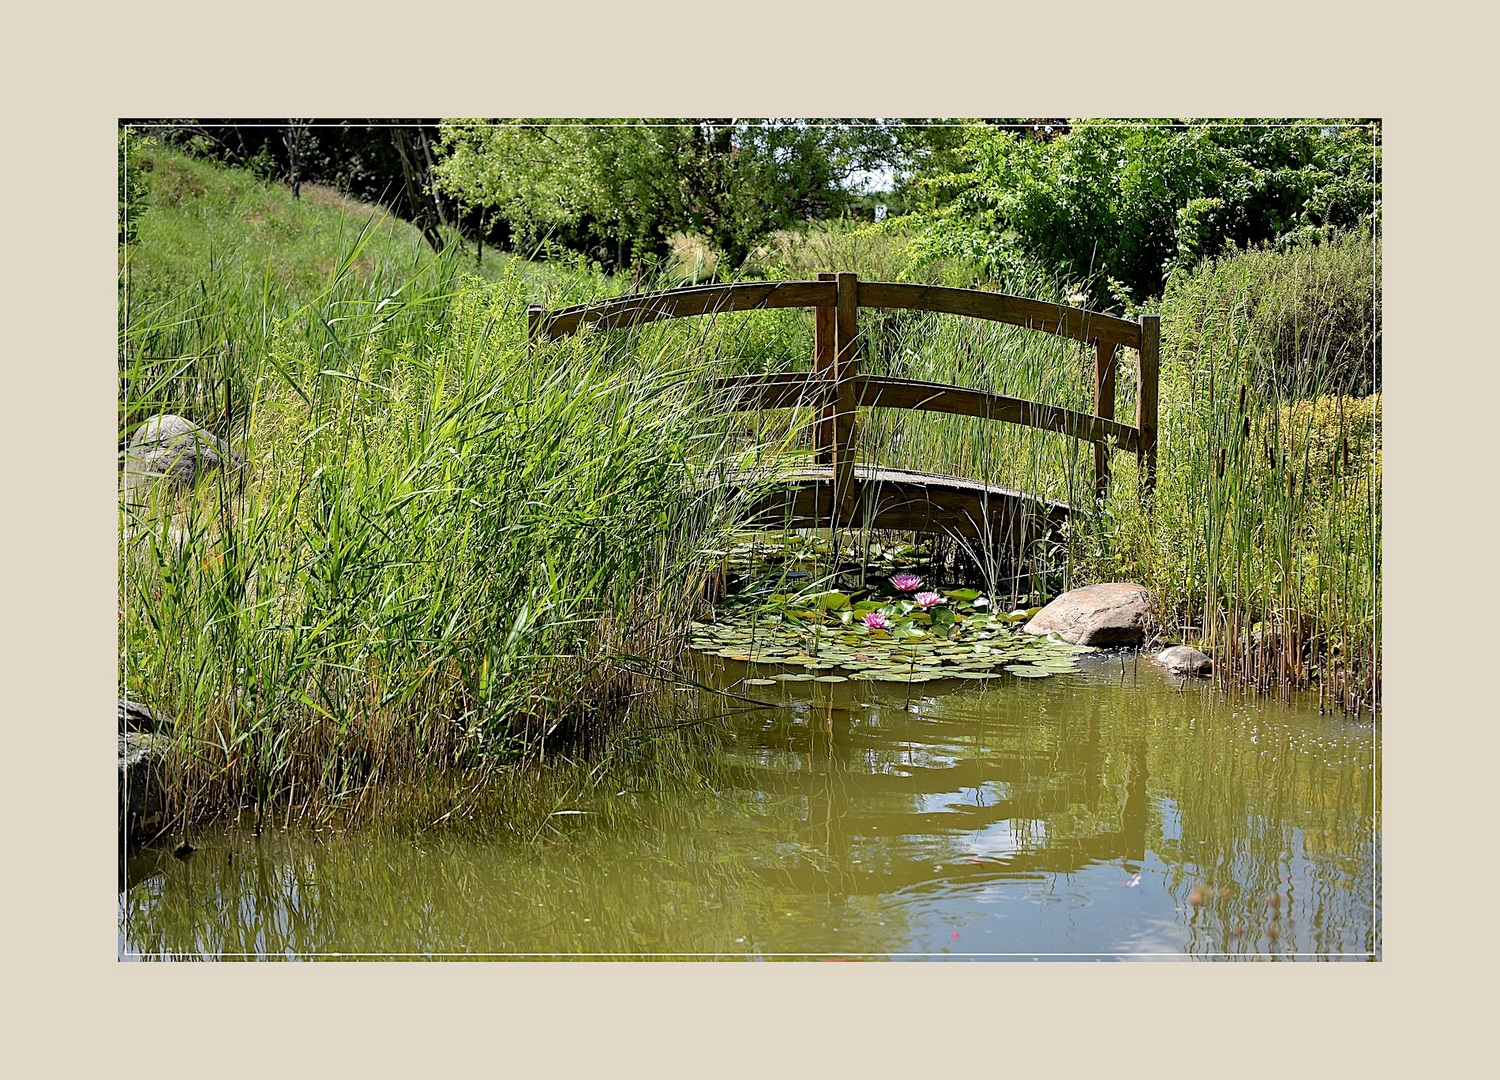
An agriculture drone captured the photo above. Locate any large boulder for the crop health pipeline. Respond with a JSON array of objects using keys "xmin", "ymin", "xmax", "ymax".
[
  {"xmin": 1022, "ymin": 582, "xmax": 1152, "ymax": 646},
  {"xmin": 124, "ymin": 414, "xmax": 244, "ymax": 495},
  {"xmin": 120, "ymin": 730, "xmax": 170, "ymax": 840},
  {"xmin": 1156, "ymin": 645, "xmax": 1213, "ymax": 676}
]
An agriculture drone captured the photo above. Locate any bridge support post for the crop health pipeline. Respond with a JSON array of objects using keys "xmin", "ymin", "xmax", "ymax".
[
  {"xmin": 1093, "ymin": 340, "xmax": 1117, "ymax": 502},
  {"xmin": 833, "ymin": 272, "xmax": 861, "ymax": 531},
  {"xmin": 526, "ymin": 304, "xmax": 543, "ymax": 353},
  {"xmin": 814, "ymin": 273, "xmax": 836, "ymax": 469},
  {"xmin": 1137, "ymin": 314, "xmax": 1160, "ymax": 498}
]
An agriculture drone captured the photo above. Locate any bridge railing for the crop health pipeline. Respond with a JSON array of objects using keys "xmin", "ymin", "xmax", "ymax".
[{"xmin": 528, "ymin": 271, "xmax": 1159, "ymax": 508}]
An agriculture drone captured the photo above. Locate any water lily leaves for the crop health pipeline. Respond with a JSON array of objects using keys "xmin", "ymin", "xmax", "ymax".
[
  {"xmin": 691, "ymin": 572, "xmax": 1088, "ymax": 690},
  {"xmin": 743, "ymin": 678, "xmax": 777, "ymax": 686}
]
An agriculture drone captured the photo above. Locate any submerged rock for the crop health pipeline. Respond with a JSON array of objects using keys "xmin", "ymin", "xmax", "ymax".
[
  {"xmin": 124, "ymin": 414, "xmax": 244, "ymax": 496},
  {"xmin": 1156, "ymin": 645, "xmax": 1213, "ymax": 676},
  {"xmin": 1022, "ymin": 582, "xmax": 1152, "ymax": 646}
]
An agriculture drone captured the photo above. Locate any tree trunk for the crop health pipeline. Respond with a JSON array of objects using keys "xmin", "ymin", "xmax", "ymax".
[
  {"xmin": 416, "ymin": 128, "xmax": 450, "ymax": 230},
  {"xmin": 285, "ymin": 121, "xmax": 303, "ymax": 200},
  {"xmin": 391, "ymin": 126, "xmax": 444, "ymax": 252}
]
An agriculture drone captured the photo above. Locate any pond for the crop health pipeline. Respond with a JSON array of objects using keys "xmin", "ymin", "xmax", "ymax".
[{"xmin": 119, "ymin": 652, "xmax": 1379, "ymax": 960}]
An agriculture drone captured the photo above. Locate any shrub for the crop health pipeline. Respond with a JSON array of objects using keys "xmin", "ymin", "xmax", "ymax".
[{"xmin": 1161, "ymin": 227, "xmax": 1380, "ymax": 397}]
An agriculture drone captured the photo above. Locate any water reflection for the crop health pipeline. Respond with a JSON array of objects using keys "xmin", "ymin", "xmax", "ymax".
[{"xmin": 121, "ymin": 655, "xmax": 1379, "ymax": 960}]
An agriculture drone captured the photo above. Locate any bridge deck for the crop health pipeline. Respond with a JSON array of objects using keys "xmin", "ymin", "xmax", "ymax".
[{"xmin": 723, "ymin": 464, "xmax": 1070, "ymax": 545}]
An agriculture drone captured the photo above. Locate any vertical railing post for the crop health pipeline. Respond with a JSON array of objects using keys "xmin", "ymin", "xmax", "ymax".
[
  {"xmin": 833, "ymin": 272, "xmax": 860, "ymax": 530},
  {"xmin": 1093, "ymin": 339, "xmax": 1117, "ymax": 502},
  {"xmin": 526, "ymin": 304, "xmax": 543, "ymax": 355},
  {"xmin": 814, "ymin": 272, "xmax": 836, "ymax": 467},
  {"xmin": 1137, "ymin": 314, "xmax": 1160, "ymax": 497}
]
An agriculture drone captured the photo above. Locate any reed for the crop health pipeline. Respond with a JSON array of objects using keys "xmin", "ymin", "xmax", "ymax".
[{"xmin": 121, "ymin": 153, "xmax": 784, "ymax": 823}]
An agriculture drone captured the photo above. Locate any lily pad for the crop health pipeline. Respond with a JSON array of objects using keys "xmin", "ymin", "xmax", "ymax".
[{"xmin": 1005, "ymin": 665, "xmax": 1052, "ymax": 678}]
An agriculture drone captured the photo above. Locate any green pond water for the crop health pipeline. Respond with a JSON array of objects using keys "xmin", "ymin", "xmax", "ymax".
[{"xmin": 119, "ymin": 652, "xmax": 1379, "ymax": 960}]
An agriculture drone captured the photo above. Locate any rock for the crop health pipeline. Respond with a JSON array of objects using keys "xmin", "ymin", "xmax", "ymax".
[
  {"xmin": 120, "ymin": 730, "xmax": 170, "ymax": 840},
  {"xmin": 1156, "ymin": 645, "xmax": 1213, "ymax": 676},
  {"xmin": 124, "ymin": 414, "xmax": 244, "ymax": 495},
  {"xmin": 1022, "ymin": 582, "xmax": 1152, "ymax": 646},
  {"xmin": 119, "ymin": 698, "xmax": 173, "ymax": 734}
]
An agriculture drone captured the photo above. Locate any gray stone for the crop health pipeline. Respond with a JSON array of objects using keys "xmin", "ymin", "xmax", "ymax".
[
  {"xmin": 1022, "ymin": 582, "xmax": 1152, "ymax": 646},
  {"xmin": 120, "ymin": 730, "xmax": 170, "ymax": 839},
  {"xmin": 1156, "ymin": 645, "xmax": 1213, "ymax": 676},
  {"xmin": 124, "ymin": 414, "xmax": 244, "ymax": 494},
  {"xmin": 119, "ymin": 698, "xmax": 173, "ymax": 734}
]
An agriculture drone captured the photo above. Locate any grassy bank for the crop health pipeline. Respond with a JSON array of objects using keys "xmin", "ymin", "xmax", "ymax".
[
  {"xmin": 1069, "ymin": 231, "xmax": 1380, "ymax": 714},
  {"xmin": 121, "ymin": 148, "xmax": 783, "ymax": 825}
]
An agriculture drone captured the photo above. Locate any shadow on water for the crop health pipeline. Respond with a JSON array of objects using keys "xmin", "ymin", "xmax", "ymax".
[{"xmin": 120, "ymin": 653, "xmax": 1379, "ymax": 960}]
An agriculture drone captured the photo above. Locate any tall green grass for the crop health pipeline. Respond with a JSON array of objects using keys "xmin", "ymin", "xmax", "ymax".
[
  {"xmin": 1077, "ymin": 232, "xmax": 1381, "ymax": 713},
  {"xmin": 121, "ymin": 149, "xmax": 790, "ymax": 823}
]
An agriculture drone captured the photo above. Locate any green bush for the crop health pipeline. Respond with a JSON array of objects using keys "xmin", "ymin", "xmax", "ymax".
[
  {"xmin": 118, "ymin": 128, "xmax": 152, "ymax": 245},
  {"xmin": 1161, "ymin": 227, "xmax": 1380, "ymax": 397},
  {"xmin": 908, "ymin": 120, "xmax": 1380, "ymax": 310}
]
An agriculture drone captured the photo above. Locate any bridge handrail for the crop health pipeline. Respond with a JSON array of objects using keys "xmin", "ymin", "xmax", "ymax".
[
  {"xmin": 855, "ymin": 282, "xmax": 1141, "ymax": 350},
  {"xmin": 528, "ymin": 280, "xmax": 836, "ymax": 340},
  {"xmin": 529, "ymin": 278, "xmax": 1138, "ymax": 349},
  {"xmin": 709, "ymin": 372, "xmax": 1140, "ymax": 452},
  {"xmin": 527, "ymin": 271, "xmax": 1159, "ymax": 500}
]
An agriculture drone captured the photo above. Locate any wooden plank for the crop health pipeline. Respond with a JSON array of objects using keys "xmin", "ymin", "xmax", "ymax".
[
  {"xmin": 729, "ymin": 466, "xmax": 1070, "ymax": 545},
  {"xmin": 1094, "ymin": 340, "xmax": 1117, "ymax": 500},
  {"xmin": 814, "ymin": 272, "xmax": 836, "ymax": 466},
  {"xmin": 536, "ymin": 280, "xmax": 836, "ymax": 340},
  {"xmin": 708, "ymin": 372, "xmax": 828, "ymax": 412},
  {"xmin": 856, "ymin": 281, "xmax": 1142, "ymax": 350},
  {"xmin": 1137, "ymin": 314, "xmax": 1160, "ymax": 493},
  {"xmin": 833, "ymin": 272, "xmax": 860, "ymax": 527},
  {"xmin": 853, "ymin": 375, "xmax": 1140, "ymax": 452}
]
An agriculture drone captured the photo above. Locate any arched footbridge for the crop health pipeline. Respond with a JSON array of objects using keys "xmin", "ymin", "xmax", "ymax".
[{"xmin": 529, "ymin": 272, "xmax": 1157, "ymax": 552}]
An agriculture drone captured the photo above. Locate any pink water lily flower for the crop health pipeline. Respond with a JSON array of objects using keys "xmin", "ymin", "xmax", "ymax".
[
  {"xmin": 914, "ymin": 591, "xmax": 943, "ymax": 608},
  {"xmin": 890, "ymin": 573, "xmax": 923, "ymax": 592},
  {"xmin": 862, "ymin": 610, "xmax": 890, "ymax": 630}
]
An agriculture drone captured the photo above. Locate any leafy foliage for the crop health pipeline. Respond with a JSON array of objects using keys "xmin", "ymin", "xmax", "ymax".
[
  {"xmin": 119, "ymin": 127, "xmax": 153, "ymax": 244},
  {"xmin": 907, "ymin": 119, "xmax": 1380, "ymax": 309},
  {"xmin": 434, "ymin": 120, "xmax": 897, "ymax": 273}
]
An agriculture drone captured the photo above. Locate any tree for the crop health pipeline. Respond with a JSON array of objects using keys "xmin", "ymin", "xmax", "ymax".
[{"xmin": 434, "ymin": 119, "xmax": 898, "ymax": 273}]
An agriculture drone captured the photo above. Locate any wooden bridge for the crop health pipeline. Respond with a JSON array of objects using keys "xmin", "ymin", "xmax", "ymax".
[{"xmin": 529, "ymin": 272, "xmax": 1158, "ymax": 552}]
